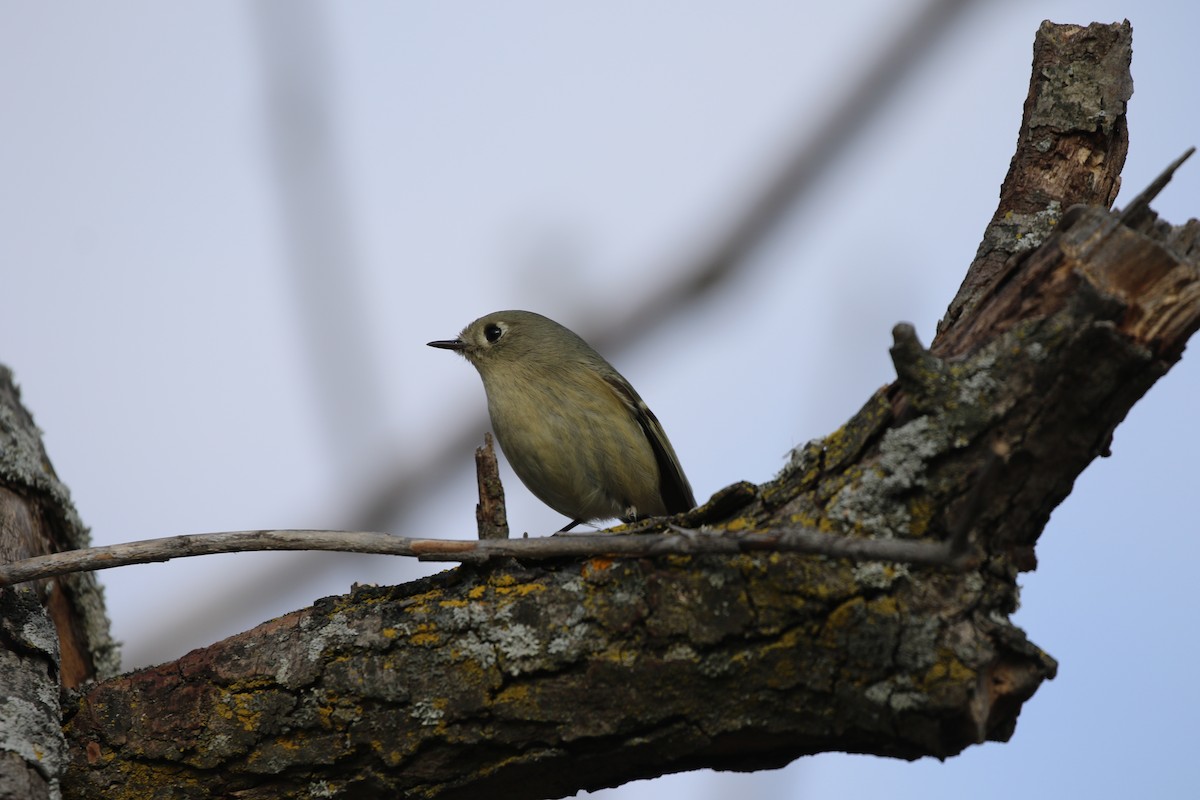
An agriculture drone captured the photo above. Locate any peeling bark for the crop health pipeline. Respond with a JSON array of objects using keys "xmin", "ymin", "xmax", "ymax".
[
  {"xmin": 0, "ymin": 370, "xmax": 118, "ymax": 799},
  {"xmin": 937, "ymin": 19, "xmax": 1132, "ymax": 346}
]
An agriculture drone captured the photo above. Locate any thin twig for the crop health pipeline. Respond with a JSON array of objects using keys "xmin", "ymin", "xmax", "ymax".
[{"xmin": 0, "ymin": 526, "xmax": 978, "ymax": 589}]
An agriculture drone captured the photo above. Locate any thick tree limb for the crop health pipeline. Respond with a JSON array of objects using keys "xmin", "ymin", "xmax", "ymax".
[
  {"xmin": 11, "ymin": 19, "xmax": 1196, "ymax": 800},
  {"xmin": 936, "ymin": 19, "xmax": 1133, "ymax": 350}
]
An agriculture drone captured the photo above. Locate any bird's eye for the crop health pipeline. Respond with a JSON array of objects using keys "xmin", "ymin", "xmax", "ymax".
[{"xmin": 484, "ymin": 323, "xmax": 503, "ymax": 343}]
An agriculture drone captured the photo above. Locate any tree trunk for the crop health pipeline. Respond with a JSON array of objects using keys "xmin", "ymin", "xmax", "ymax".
[{"xmin": 0, "ymin": 371, "xmax": 118, "ymax": 799}]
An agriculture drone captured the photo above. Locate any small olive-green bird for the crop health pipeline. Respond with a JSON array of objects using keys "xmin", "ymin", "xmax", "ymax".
[{"xmin": 428, "ymin": 310, "xmax": 695, "ymax": 530}]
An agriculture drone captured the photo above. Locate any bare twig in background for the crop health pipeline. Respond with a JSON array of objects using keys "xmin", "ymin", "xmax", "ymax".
[
  {"xmin": 254, "ymin": 1, "xmax": 383, "ymax": 471},
  {"xmin": 357, "ymin": 0, "xmax": 981, "ymax": 534}
]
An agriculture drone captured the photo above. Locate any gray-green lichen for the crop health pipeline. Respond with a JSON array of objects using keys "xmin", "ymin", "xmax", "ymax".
[
  {"xmin": 825, "ymin": 417, "xmax": 939, "ymax": 537},
  {"xmin": 976, "ymin": 201, "xmax": 1064, "ymax": 261}
]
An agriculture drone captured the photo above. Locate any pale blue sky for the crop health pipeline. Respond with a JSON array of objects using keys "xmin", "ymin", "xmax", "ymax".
[{"xmin": 1, "ymin": 3, "xmax": 1196, "ymax": 798}]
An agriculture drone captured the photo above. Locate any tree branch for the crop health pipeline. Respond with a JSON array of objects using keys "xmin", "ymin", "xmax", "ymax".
[
  {"xmin": 0, "ymin": 522, "xmax": 978, "ymax": 589},
  {"xmin": 474, "ymin": 432, "xmax": 510, "ymax": 540},
  {"xmin": 935, "ymin": 19, "xmax": 1133, "ymax": 351}
]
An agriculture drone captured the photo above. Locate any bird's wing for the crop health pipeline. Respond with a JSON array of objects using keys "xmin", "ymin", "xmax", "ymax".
[{"xmin": 602, "ymin": 374, "xmax": 696, "ymax": 515}]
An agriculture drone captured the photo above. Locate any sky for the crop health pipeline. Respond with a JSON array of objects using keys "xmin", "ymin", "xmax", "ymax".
[{"xmin": 1, "ymin": 2, "xmax": 1197, "ymax": 798}]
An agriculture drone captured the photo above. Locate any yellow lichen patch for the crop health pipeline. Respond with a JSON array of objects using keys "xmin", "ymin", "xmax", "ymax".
[
  {"xmin": 409, "ymin": 623, "xmax": 441, "ymax": 647},
  {"xmin": 596, "ymin": 644, "xmax": 639, "ymax": 668},
  {"xmin": 114, "ymin": 761, "xmax": 203, "ymax": 799},
  {"xmin": 268, "ymin": 733, "xmax": 307, "ymax": 752},
  {"xmin": 820, "ymin": 597, "xmax": 865, "ymax": 643},
  {"xmin": 410, "ymin": 587, "xmax": 446, "ymax": 602},
  {"xmin": 492, "ymin": 682, "xmax": 531, "ymax": 709},
  {"xmin": 866, "ymin": 595, "xmax": 901, "ymax": 618},
  {"xmin": 734, "ymin": 623, "xmax": 801, "ymax": 662},
  {"xmin": 906, "ymin": 495, "xmax": 936, "ymax": 538},
  {"xmin": 467, "ymin": 585, "xmax": 488, "ymax": 600},
  {"xmin": 230, "ymin": 675, "xmax": 279, "ymax": 691},
  {"xmin": 491, "ymin": 580, "xmax": 546, "ymax": 598},
  {"xmin": 800, "ymin": 564, "xmax": 856, "ymax": 600},
  {"xmin": 877, "ymin": 564, "xmax": 902, "ymax": 583},
  {"xmin": 841, "ymin": 465, "xmax": 868, "ymax": 485},
  {"xmin": 820, "ymin": 425, "xmax": 853, "ymax": 462},
  {"xmin": 451, "ymin": 657, "xmax": 491, "ymax": 685},
  {"xmin": 313, "ymin": 693, "xmax": 365, "ymax": 731},
  {"xmin": 728, "ymin": 552, "xmax": 767, "ymax": 575},
  {"xmin": 398, "ymin": 587, "xmax": 447, "ymax": 616},
  {"xmin": 381, "ymin": 627, "xmax": 398, "ymax": 639},
  {"xmin": 815, "ymin": 515, "xmax": 841, "ymax": 533},
  {"xmin": 410, "ymin": 632, "xmax": 441, "ymax": 646},
  {"xmin": 213, "ymin": 691, "xmax": 263, "ymax": 732},
  {"xmin": 475, "ymin": 749, "xmax": 548, "ymax": 781},
  {"xmin": 921, "ymin": 650, "xmax": 977, "ymax": 691},
  {"xmin": 779, "ymin": 443, "xmax": 825, "ymax": 486},
  {"xmin": 786, "ymin": 511, "xmax": 819, "ymax": 528},
  {"xmin": 439, "ymin": 597, "xmax": 469, "ymax": 608},
  {"xmin": 370, "ymin": 735, "xmax": 418, "ymax": 768},
  {"xmin": 723, "ymin": 516, "xmax": 752, "ymax": 532},
  {"xmin": 243, "ymin": 731, "xmax": 311, "ymax": 770}
]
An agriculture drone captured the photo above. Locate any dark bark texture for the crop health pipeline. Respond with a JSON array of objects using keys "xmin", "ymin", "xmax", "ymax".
[
  {"xmin": 3, "ymin": 18, "xmax": 1196, "ymax": 800},
  {"xmin": 937, "ymin": 19, "xmax": 1133, "ymax": 345},
  {"xmin": 0, "ymin": 370, "xmax": 118, "ymax": 799}
]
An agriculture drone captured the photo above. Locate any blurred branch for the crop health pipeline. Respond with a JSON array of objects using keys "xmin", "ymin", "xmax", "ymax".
[
  {"xmin": 157, "ymin": 0, "xmax": 981, "ymax": 672},
  {"xmin": 253, "ymin": 0, "xmax": 384, "ymax": 469},
  {"xmin": 592, "ymin": 0, "xmax": 979, "ymax": 352},
  {"xmin": 361, "ymin": 0, "xmax": 979, "ymax": 534},
  {"xmin": 135, "ymin": 0, "xmax": 395, "ymax": 668}
]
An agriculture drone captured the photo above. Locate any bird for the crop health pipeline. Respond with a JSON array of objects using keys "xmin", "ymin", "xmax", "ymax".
[{"xmin": 428, "ymin": 310, "xmax": 695, "ymax": 530}]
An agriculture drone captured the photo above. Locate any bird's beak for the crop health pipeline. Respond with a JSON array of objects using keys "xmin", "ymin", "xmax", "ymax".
[{"xmin": 427, "ymin": 338, "xmax": 465, "ymax": 351}]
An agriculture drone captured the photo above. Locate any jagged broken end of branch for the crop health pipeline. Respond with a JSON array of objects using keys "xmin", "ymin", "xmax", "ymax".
[{"xmin": 1116, "ymin": 146, "xmax": 1195, "ymax": 227}]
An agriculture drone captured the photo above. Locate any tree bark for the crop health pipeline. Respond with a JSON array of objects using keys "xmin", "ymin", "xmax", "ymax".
[
  {"xmin": 936, "ymin": 19, "xmax": 1133, "ymax": 346},
  {"xmin": 0, "ymin": 370, "xmax": 118, "ymax": 799},
  {"xmin": 8, "ymin": 19, "xmax": 1193, "ymax": 800}
]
